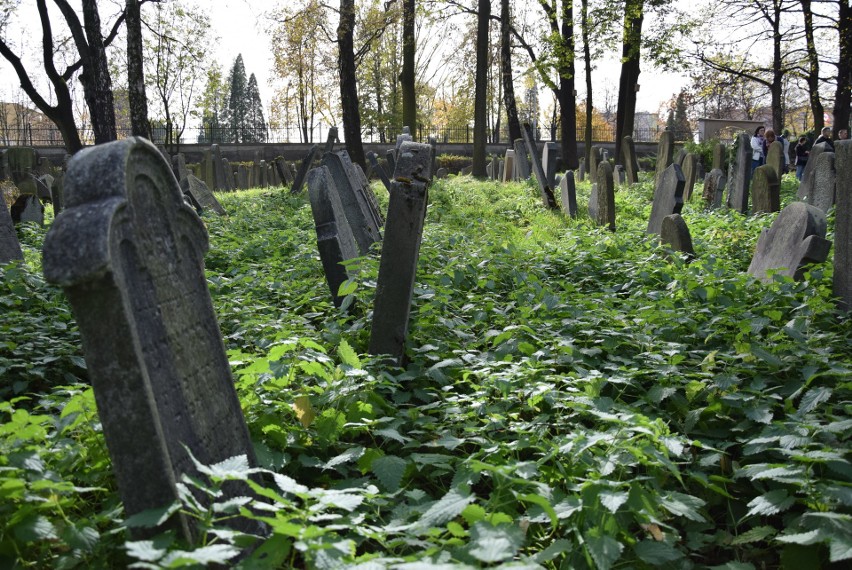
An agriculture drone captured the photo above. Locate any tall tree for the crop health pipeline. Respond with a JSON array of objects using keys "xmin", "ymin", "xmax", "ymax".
[
  {"xmin": 197, "ymin": 63, "xmax": 228, "ymax": 143},
  {"xmin": 832, "ymin": 0, "xmax": 850, "ymax": 135},
  {"xmin": 500, "ymin": 0, "xmax": 521, "ymax": 143},
  {"xmin": 401, "ymin": 0, "xmax": 416, "ymax": 129},
  {"xmin": 581, "ymin": 0, "xmax": 593, "ymax": 167},
  {"xmin": 246, "ymin": 73, "xmax": 267, "ymax": 142},
  {"xmin": 799, "ymin": 0, "xmax": 823, "ymax": 131},
  {"xmin": 614, "ymin": 0, "xmax": 643, "ymax": 167},
  {"xmin": 339, "ymin": 0, "xmax": 366, "ymax": 167},
  {"xmin": 472, "ymin": 0, "xmax": 489, "ymax": 177},
  {"xmin": 227, "ymin": 54, "xmax": 249, "ymax": 143},
  {"xmin": 126, "ymin": 0, "xmax": 149, "ymax": 138}
]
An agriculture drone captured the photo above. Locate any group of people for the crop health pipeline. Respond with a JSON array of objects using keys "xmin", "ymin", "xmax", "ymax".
[{"xmin": 751, "ymin": 125, "xmax": 849, "ymax": 182}]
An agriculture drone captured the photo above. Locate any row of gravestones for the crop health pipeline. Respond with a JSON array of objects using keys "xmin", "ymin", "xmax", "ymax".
[{"xmin": 1, "ymin": 147, "xmax": 68, "ymax": 228}]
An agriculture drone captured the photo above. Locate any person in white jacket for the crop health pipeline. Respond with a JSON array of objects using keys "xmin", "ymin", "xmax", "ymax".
[{"xmin": 751, "ymin": 126, "xmax": 766, "ymax": 174}]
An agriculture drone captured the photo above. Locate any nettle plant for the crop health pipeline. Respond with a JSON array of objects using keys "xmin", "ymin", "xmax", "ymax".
[{"xmin": 1, "ymin": 175, "xmax": 849, "ymax": 569}]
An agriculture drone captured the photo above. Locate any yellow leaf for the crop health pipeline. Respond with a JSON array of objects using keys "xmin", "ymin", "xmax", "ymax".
[{"xmin": 293, "ymin": 396, "xmax": 315, "ymax": 428}]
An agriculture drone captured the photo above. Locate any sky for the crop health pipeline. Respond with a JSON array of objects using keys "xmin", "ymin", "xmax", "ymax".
[{"xmin": 0, "ymin": 0, "xmax": 688, "ymax": 125}]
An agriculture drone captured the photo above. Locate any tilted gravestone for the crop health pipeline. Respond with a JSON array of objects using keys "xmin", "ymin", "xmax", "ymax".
[
  {"xmin": 542, "ymin": 142, "xmax": 559, "ymax": 187},
  {"xmin": 647, "ymin": 163, "xmax": 685, "ymax": 236},
  {"xmin": 291, "ymin": 144, "xmax": 320, "ymax": 194},
  {"xmin": 712, "ymin": 142, "xmax": 727, "ymax": 171},
  {"xmin": 276, "ymin": 157, "xmax": 294, "ymax": 186},
  {"xmin": 559, "ymin": 170, "xmax": 578, "ymax": 218},
  {"xmin": 613, "ymin": 164, "xmax": 626, "ymax": 187},
  {"xmin": 322, "ymin": 151, "xmax": 382, "ymax": 255},
  {"xmin": 307, "ymin": 166, "xmax": 359, "ymax": 307},
  {"xmin": 385, "ymin": 149, "xmax": 397, "ymax": 177},
  {"xmin": 174, "ymin": 153, "xmax": 189, "ymax": 182},
  {"xmin": 344, "ymin": 152, "xmax": 384, "ymax": 226},
  {"xmin": 41, "ymin": 137, "xmax": 260, "ymax": 541},
  {"xmin": 703, "ymin": 168, "xmax": 728, "ymax": 210},
  {"xmin": 622, "ymin": 135, "xmax": 639, "ymax": 185},
  {"xmin": 1, "ymin": 198, "xmax": 24, "ymax": 264},
  {"xmin": 834, "ymin": 140, "xmax": 852, "ymax": 310},
  {"xmin": 673, "ymin": 148, "xmax": 687, "ymax": 167},
  {"xmin": 369, "ymin": 141, "xmax": 434, "ymax": 364},
  {"xmin": 681, "ymin": 153, "xmax": 698, "ymax": 201},
  {"xmin": 654, "ymin": 131, "xmax": 675, "ymax": 189},
  {"xmin": 367, "ymin": 151, "xmax": 392, "ymax": 192},
  {"xmin": 727, "ymin": 133, "xmax": 752, "ymax": 214},
  {"xmin": 180, "ymin": 174, "xmax": 227, "ymax": 216},
  {"xmin": 797, "ymin": 142, "xmax": 828, "ymax": 201},
  {"xmin": 766, "ymin": 141, "xmax": 785, "ymax": 182},
  {"xmin": 502, "ymin": 149, "xmax": 515, "ymax": 182},
  {"xmin": 522, "ymin": 123, "xmax": 557, "ymax": 209},
  {"xmin": 660, "ymin": 214, "xmax": 695, "ymax": 259},
  {"xmin": 592, "ymin": 162, "xmax": 616, "ymax": 231},
  {"xmin": 747, "ymin": 201, "xmax": 832, "ymax": 282},
  {"xmin": 808, "ymin": 151, "xmax": 836, "ymax": 214},
  {"xmin": 460, "ymin": 165, "xmax": 473, "ymax": 176},
  {"xmin": 10, "ymin": 195, "xmax": 44, "ymax": 225},
  {"xmin": 324, "ymin": 126, "xmax": 338, "ymax": 155},
  {"xmin": 751, "ymin": 165, "xmax": 780, "ymax": 214},
  {"xmin": 513, "ymin": 138, "xmax": 531, "ymax": 180},
  {"xmin": 436, "ymin": 167, "xmax": 448, "ymax": 179}
]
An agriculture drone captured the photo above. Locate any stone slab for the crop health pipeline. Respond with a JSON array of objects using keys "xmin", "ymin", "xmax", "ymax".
[{"xmin": 647, "ymin": 163, "xmax": 685, "ymax": 235}]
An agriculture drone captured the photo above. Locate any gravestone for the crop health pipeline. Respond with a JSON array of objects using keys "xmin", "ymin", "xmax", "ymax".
[
  {"xmin": 460, "ymin": 165, "xmax": 473, "ymax": 176},
  {"xmin": 654, "ymin": 131, "xmax": 675, "ymax": 189},
  {"xmin": 834, "ymin": 140, "xmax": 852, "ymax": 310},
  {"xmin": 175, "ymin": 153, "xmax": 189, "ymax": 182},
  {"xmin": 10, "ymin": 195, "xmax": 44, "ymax": 225},
  {"xmin": 222, "ymin": 158, "xmax": 236, "ymax": 190},
  {"xmin": 542, "ymin": 142, "xmax": 559, "ymax": 187},
  {"xmin": 291, "ymin": 144, "xmax": 320, "ymax": 194},
  {"xmin": 503, "ymin": 149, "xmax": 515, "ymax": 182},
  {"xmin": 486, "ymin": 159, "xmax": 494, "ymax": 179},
  {"xmin": 395, "ymin": 132, "xmax": 413, "ymax": 157},
  {"xmin": 50, "ymin": 173, "xmax": 64, "ymax": 214},
  {"xmin": 751, "ymin": 165, "xmax": 780, "ymax": 214},
  {"xmin": 4, "ymin": 147, "xmax": 38, "ymax": 195},
  {"xmin": 369, "ymin": 141, "xmax": 434, "ymax": 364},
  {"xmin": 681, "ymin": 153, "xmax": 698, "ymax": 201},
  {"xmin": 766, "ymin": 141, "xmax": 785, "ymax": 182},
  {"xmin": 808, "ymin": 151, "xmax": 836, "ymax": 213},
  {"xmin": 522, "ymin": 123, "xmax": 557, "ymax": 209},
  {"xmin": 269, "ymin": 162, "xmax": 280, "ymax": 187},
  {"xmin": 797, "ymin": 142, "xmax": 829, "ymax": 201},
  {"xmin": 180, "ymin": 175, "xmax": 227, "ymax": 216},
  {"xmin": 660, "ymin": 214, "xmax": 695, "ymax": 259},
  {"xmin": 622, "ymin": 136, "xmax": 640, "ymax": 185},
  {"xmin": 726, "ymin": 133, "xmax": 752, "ymax": 214},
  {"xmin": 647, "ymin": 163, "xmax": 685, "ymax": 236},
  {"xmin": 322, "ymin": 151, "xmax": 382, "ymax": 255},
  {"xmin": 588, "ymin": 183, "xmax": 599, "ymax": 221},
  {"xmin": 498, "ymin": 160, "xmax": 505, "ymax": 180},
  {"xmin": 747, "ymin": 201, "xmax": 832, "ymax": 282},
  {"xmin": 35, "ymin": 175, "xmax": 53, "ymax": 200},
  {"xmin": 324, "ymin": 126, "xmax": 338, "ymax": 154},
  {"xmin": 712, "ymin": 142, "xmax": 727, "ymax": 171},
  {"xmin": 237, "ymin": 165, "xmax": 249, "ymax": 189},
  {"xmin": 702, "ymin": 168, "xmax": 727, "ymax": 210},
  {"xmin": 41, "ymin": 137, "xmax": 259, "ymax": 541},
  {"xmin": 428, "ymin": 135, "xmax": 438, "ymax": 175},
  {"xmin": 200, "ymin": 149, "xmax": 215, "ymax": 189},
  {"xmin": 593, "ymin": 162, "xmax": 616, "ymax": 231},
  {"xmin": 578, "ymin": 157, "xmax": 585, "ymax": 182},
  {"xmin": 386, "ymin": 149, "xmax": 397, "ymax": 176},
  {"xmin": 344, "ymin": 153, "xmax": 384, "ymax": 226},
  {"xmin": 673, "ymin": 148, "xmax": 687, "ymax": 167},
  {"xmin": 273, "ymin": 157, "xmax": 291, "ymax": 186},
  {"xmin": 211, "ymin": 144, "xmax": 231, "ymax": 191},
  {"xmin": 559, "ymin": 171, "xmax": 577, "ymax": 218},
  {"xmin": 513, "ymin": 138, "xmax": 531, "ymax": 180},
  {"xmin": 589, "ymin": 146, "xmax": 601, "ymax": 180},
  {"xmin": 613, "ymin": 165, "xmax": 626, "ymax": 187},
  {"xmin": 306, "ymin": 166, "xmax": 358, "ymax": 307},
  {"xmin": 1, "ymin": 198, "xmax": 23, "ymax": 264},
  {"xmin": 259, "ymin": 160, "xmax": 268, "ymax": 187},
  {"xmin": 436, "ymin": 167, "xmax": 448, "ymax": 179},
  {"xmin": 367, "ymin": 152, "xmax": 392, "ymax": 192}
]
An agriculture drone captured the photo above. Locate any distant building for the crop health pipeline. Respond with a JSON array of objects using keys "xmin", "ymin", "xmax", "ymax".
[
  {"xmin": 0, "ymin": 102, "xmax": 63, "ymax": 146},
  {"xmin": 698, "ymin": 118, "xmax": 765, "ymax": 142}
]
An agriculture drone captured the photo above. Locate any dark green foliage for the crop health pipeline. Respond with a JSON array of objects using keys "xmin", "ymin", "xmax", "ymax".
[{"xmin": 1, "ymin": 177, "xmax": 850, "ymax": 568}]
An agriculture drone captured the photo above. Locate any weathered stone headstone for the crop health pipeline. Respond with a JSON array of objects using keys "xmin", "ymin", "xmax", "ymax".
[
  {"xmin": 702, "ymin": 168, "xmax": 727, "ymax": 210},
  {"xmin": 588, "ymin": 183, "xmax": 599, "ymax": 221},
  {"xmin": 522, "ymin": 123, "xmax": 557, "ymax": 209},
  {"xmin": 344, "ymin": 152, "xmax": 384, "ymax": 226},
  {"xmin": 751, "ymin": 165, "xmax": 781, "ymax": 214},
  {"xmin": 673, "ymin": 148, "xmax": 687, "ymax": 167},
  {"xmin": 211, "ymin": 144, "xmax": 231, "ymax": 191},
  {"xmin": 0, "ymin": 198, "xmax": 23, "ymax": 264},
  {"xmin": 589, "ymin": 146, "xmax": 601, "ymax": 180},
  {"xmin": 41, "ymin": 137, "xmax": 259, "ymax": 541},
  {"xmin": 647, "ymin": 163, "xmax": 685, "ymax": 236},
  {"xmin": 386, "ymin": 149, "xmax": 397, "ymax": 177},
  {"xmin": 622, "ymin": 136, "xmax": 639, "ymax": 185},
  {"xmin": 559, "ymin": 170, "xmax": 577, "ymax": 218},
  {"xmin": 4, "ymin": 147, "xmax": 38, "ymax": 195},
  {"xmin": 513, "ymin": 138, "xmax": 531, "ymax": 180},
  {"xmin": 503, "ymin": 149, "xmax": 515, "ymax": 182},
  {"xmin": 654, "ymin": 131, "xmax": 675, "ymax": 189},
  {"xmin": 797, "ymin": 142, "xmax": 829, "ymax": 201},
  {"xmin": 324, "ymin": 126, "xmax": 338, "ymax": 155},
  {"xmin": 808, "ymin": 151, "xmax": 836, "ymax": 213},
  {"xmin": 222, "ymin": 158, "xmax": 236, "ymax": 190},
  {"xmin": 322, "ymin": 151, "xmax": 382, "ymax": 255},
  {"xmin": 180, "ymin": 174, "xmax": 227, "ymax": 216},
  {"xmin": 578, "ymin": 157, "xmax": 585, "ymax": 182},
  {"xmin": 613, "ymin": 164, "xmax": 626, "ymax": 187},
  {"xmin": 542, "ymin": 142, "xmax": 559, "ymax": 187},
  {"xmin": 660, "ymin": 214, "xmax": 695, "ymax": 259},
  {"xmin": 834, "ymin": 140, "xmax": 852, "ymax": 310},
  {"xmin": 274, "ymin": 157, "xmax": 292, "ymax": 186},
  {"xmin": 369, "ymin": 141, "xmax": 433, "ymax": 364},
  {"xmin": 174, "ymin": 153, "xmax": 189, "ymax": 182},
  {"xmin": 259, "ymin": 160, "xmax": 268, "ymax": 187},
  {"xmin": 766, "ymin": 141, "xmax": 785, "ymax": 182},
  {"xmin": 747, "ymin": 201, "xmax": 832, "ymax": 282},
  {"xmin": 34, "ymin": 174, "xmax": 53, "ymax": 200},
  {"xmin": 291, "ymin": 144, "xmax": 320, "ymax": 194},
  {"xmin": 200, "ymin": 149, "xmax": 215, "ymax": 189},
  {"xmin": 367, "ymin": 152, "xmax": 392, "ymax": 192},
  {"xmin": 727, "ymin": 133, "xmax": 752, "ymax": 214},
  {"xmin": 307, "ymin": 166, "xmax": 358, "ymax": 307},
  {"xmin": 460, "ymin": 165, "xmax": 473, "ymax": 176},
  {"xmin": 237, "ymin": 165, "xmax": 249, "ymax": 189},
  {"xmin": 681, "ymin": 153, "xmax": 698, "ymax": 201},
  {"xmin": 50, "ymin": 173, "xmax": 64, "ymax": 214},
  {"xmin": 713, "ymin": 142, "xmax": 727, "ymax": 171},
  {"xmin": 10, "ymin": 195, "xmax": 44, "ymax": 225},
  {"xmin": 436, "ymin": 167, "xmax": 448, "ymax": 179},
  {"xmin": 593, "ymin": 162, "xmax": 616, "ymax": 231}
]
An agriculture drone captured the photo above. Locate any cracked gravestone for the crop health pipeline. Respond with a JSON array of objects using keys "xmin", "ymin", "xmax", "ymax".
[
  {"xmin": 647, "ymin": 163, "xmax": 685, "ymax": 236},
  {"xmin": 41, "ymin": 137, "xmax": 260, "ymax": 542}
]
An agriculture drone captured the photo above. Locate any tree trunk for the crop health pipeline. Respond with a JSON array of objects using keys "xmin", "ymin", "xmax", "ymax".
[
  {"xmin": 615, "ymin": 0, "xmax": 643, "ymax": 165},
  {"xmin": 126, "ymin": 0, "xmax": 150, "ymax": 139},
  {"xmin": 81, "ymin": 0, "xmax": 117, "ymax": 144},
  {"xmin": 339, "ymin": 0, "xmax": 366, "ymax": 168},
  {"xmin": 472, "ymin": 0, "xmax": 490, "ymax": 177},
  {"xmin": 582, "ymin": 0, "xmax": 593, "ymax": 167},
  {"xmin": 770, "ymin": 0, "xmax": 783, "ymax": 133},
  {"xmin": 558, "ymin": 0, "xmax": 578, "ymax": 169},
  {"xmin": 501, "ymin": 0, "xmax": 521, "ymax": 143},
  {"xmin": 401, "ymin": 0, "xmax": 416, "ymax": 130},
  {"xmin": 833, "ymin": 0, "xmax": 851, "ymax": 136}
]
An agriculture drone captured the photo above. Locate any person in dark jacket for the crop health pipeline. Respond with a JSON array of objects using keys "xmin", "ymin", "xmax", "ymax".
[
  {"xmin": 814, "ymin": 126, "xmax": 834, "ymax": 151},
  {"xmin": 795, "ymin": 136, "xmax": 809, "ymax": 181}
]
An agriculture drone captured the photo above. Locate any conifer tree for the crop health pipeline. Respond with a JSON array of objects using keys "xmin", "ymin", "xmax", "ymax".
[
  {"xmin": 227, "ymin": 54, "xmax": 249, "ymax": 142},
  {"xmin": 246, "ymin": 73, "xmax": 267, "ymax": 142}
]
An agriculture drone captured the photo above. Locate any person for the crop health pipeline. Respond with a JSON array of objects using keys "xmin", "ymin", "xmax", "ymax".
[
  {"xmin": 814, "ymin": 126, "xmax": 834, "ymax": 150},
  {"xmin": 751, "ymin": 126, "xmax": 766, "ymax": 173},
  {"xmin": 795, "ymin": 136, "xmax": 809, "ymax": 181},
  {"xmin": 779, "ymin": 129, "xmax": 791, "ymax": 170},
  {"xmin": 839, "ymin": 128, "xmax": 849, "ymax": 140},
  {"xmin": 765, "ymin": 128, "xmax": 776, "ymax": 157}
]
